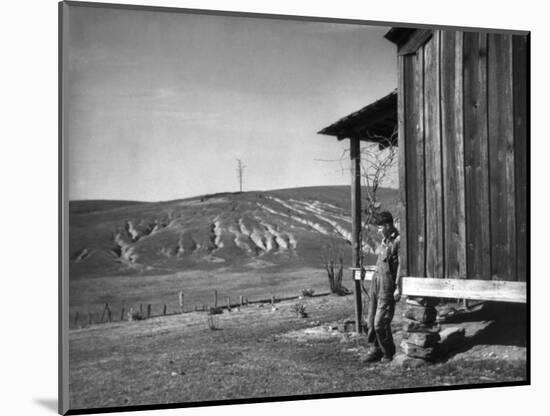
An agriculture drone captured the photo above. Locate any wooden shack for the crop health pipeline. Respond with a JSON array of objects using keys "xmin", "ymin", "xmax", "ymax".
[
  {"xmin": 319, "ymin": 27, "xmax": 529, "ymax": 315},
  {"xmin": 386, "ymin": 28, "xmax": 528, "ymax": 303}
]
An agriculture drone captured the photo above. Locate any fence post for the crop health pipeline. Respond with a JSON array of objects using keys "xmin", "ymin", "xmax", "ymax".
[
  {"xmin": 179, "ymin": 291, "xmax": 184, "ymax": 314},
  {"xmin": 147, "ymin": 304, "xmax": 151, "ymax": 319},
  {"xmin": 120, "ymin": 306, "xmax": 125, "ymax": 321},
  {"xmin": 214, "ymin": 290, "xmax": 218, "ymax": 308},
  {"xmin": 163, "ymin": 304, "xmax": 167, "ymax": 316},
  {"xmin": 107, "ymin": 304, "xmax": 112, "ymax": 322},
  {"xmin": 239, "ymin": 295, "xmax": 244, "ymax": 306},
  {"xmin": 128, "ymin": 307, "xmax": 134, "ymax": 322},
  {"xmin": 227, "ymin": 296, "xmax": 231, "ymax": 311},
  {"xmin": 100, "ymin": 304, "xmax": 107, "ymax": 323},
  {"xmin": 88, "ymin": 312, "xmax": 93, "ymax": 325},
  {"xmin": 271, "ymin": 295, "xmax": 276, "ymax": 306},
  {"xmin": 74, "ymin": 311, "xmax": 79, "ymax": 326},
  {"xmin": 139, "ymin": 304, "xmax": 143, "ymax": 317}
]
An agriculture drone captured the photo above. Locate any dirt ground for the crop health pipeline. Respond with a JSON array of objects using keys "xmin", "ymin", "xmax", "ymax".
[{"xmin": 69, "ymin": 294, "xmax": 527, "ymax": 411}]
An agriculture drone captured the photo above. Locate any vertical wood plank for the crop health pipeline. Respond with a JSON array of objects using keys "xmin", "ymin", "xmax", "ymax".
[
  {"xmin": 513, "ymin": 35, "xmax": 528, "ymax": 283},
  {"xmin": 403, "ymin": 50, "xmax": 425, "ymax": 278},
  {"xmin": 488, "ymin": 34, "xmax": 516, "ymax": 281},
  {"xmin": 404, "ymin": 53, "xmax": 417, "ymax": 277},
  {"xmin": 423, "ymin": 31, "xmax": 445, "ymax": 279},
  {"xmin": 397, "ymin": 55, "xmax": 409, "ymax": 278},
  {"xmin": 441, "ymin": 31, "xmax": 467, "ymax": 279},
  {"xmin": 463, "ymin": 32, "xmax": 491, "ymax": 280},
  {"xmin": 413, "ymin": 47, "xmax": 426, "ymax": 278}
]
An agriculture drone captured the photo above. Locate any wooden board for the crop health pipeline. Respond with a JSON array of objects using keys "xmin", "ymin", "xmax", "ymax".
[
  {"xmin": 441, "ymin": 31, "xmax": 466, "ymax": 279},
  {"xmin": 397, "ymin": 55, "xmax": 409, "ymax": 277},
  {"xmin": 402, "ymin": 277, "xmax": 526, "ymax": 303},
  {"xmin": 398, "ymin": 29, "xmax": 433, "ymax": 56},
  {"xmin": 423, "ymin": 32, "xmax": 444, "ymax": 279},
  {"xmin": 413, "ymin": 47, "xmax": 426, "ymax": 278},
  {"xmin": 488, "ymin": 34, "xmax": 516, "ymax": 282},
  {"xmin": 463, "ymin": 32, "xmax": 491, "ymax": 280},
  {"xmin": 403, "ymin": 53, "xmax": 421, "ymax": 277},
  {"xmin": 513, "ymin": 35, "xmax": 529, "ymax": 283},
  {"xmin": 352, "ymin": 268, "xmax": 375, "ymax": 281}
]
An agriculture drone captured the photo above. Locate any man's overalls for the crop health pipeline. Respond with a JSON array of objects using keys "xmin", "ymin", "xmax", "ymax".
[{"xmin": 366, "ymin": 229, "xmax": 400, "ymax": 358}]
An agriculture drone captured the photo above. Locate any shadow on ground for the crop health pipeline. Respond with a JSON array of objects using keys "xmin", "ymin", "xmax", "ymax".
[
  {"xmin": 466, "ymin": 302, "xmax": 526, "ymax": 347},
  {"xmin": 435, "ymin": 302, "xmax": 527, "ymax": 362}
]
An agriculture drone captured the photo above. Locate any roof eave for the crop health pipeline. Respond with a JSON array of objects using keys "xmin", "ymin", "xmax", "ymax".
[
  {"xmin": 384, "ymin": 27, "xmax": 416, "ymax": 46},
  {"xmin": 317, "ymin": 90, "xmax": 398, "ymax": 145}
]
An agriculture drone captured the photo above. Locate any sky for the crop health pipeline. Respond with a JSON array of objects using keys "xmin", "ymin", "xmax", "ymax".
[{"xmin": 64, "ymin": 4, "xmax": 397, "ymax": 202}]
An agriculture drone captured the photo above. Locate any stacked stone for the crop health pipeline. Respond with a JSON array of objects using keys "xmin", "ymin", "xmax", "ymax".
[{"xmin": 400, "ymin": 303, "xmax": 440, "ymax": 362}]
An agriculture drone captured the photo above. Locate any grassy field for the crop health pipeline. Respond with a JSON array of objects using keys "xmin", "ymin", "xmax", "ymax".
[
  {"xmin": 69, "ymin": 267, "xmax": 334, "ymax": 328},
  {"xmin": 69, "ymin": 293, "xmax": 527, "ymax": 411}
]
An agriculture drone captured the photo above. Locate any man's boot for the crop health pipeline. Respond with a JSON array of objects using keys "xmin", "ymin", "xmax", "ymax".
[
  {"xmin": 380, "ymin": 355, "xmax": 394, "ymax": 363},
  {"xmin": 361, "ymin": 348, "xmax": 382, "ymax": 363}
]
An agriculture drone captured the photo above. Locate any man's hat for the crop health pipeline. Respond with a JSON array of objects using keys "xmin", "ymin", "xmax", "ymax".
[{"xmin": 373, "ymin": 211, "xmax": 394, "ymax": 226}]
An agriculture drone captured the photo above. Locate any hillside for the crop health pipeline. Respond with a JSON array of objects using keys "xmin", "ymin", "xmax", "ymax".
[
  {"xmin": 69, "ymin": 200, "xmax": 147, "ymax": 215},
  {"xmin": 69, "ymin": 186, "xmax": 399, "ymax": 279}
]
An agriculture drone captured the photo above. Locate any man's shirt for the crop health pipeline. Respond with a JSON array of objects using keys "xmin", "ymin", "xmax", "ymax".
[{"xmin": 375, "ymin": 228, "xmax": 400, "ymax": 282}]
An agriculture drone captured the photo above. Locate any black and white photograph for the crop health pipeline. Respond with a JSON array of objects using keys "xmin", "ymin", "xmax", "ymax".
[{"xmin": 58, "ymin": 1, "xmax": 529, "ymax": 414}]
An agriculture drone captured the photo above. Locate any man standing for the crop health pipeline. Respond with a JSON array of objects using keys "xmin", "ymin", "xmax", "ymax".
[{"xmin": 363, "ymin": 211, "xmax": 401, "ymax": 363}]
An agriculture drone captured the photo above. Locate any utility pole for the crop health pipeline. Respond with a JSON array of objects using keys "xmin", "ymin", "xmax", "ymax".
[{"xmin": 236, "ymin": 159, "xmax": 246, "ymax": 193}]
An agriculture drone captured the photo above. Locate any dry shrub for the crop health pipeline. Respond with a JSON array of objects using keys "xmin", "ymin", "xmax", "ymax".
[
  {"xmin": 292, "ymin": 303, "xmax": 308, "ymax": 318},
  {"xmin": 301, "ymin": 289, "xmax": 315, "ymax": 297}
]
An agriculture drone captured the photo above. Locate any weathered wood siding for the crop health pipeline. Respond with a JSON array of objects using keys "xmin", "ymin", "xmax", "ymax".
[
  {"xmin": 397, "ymin": 55, "xmax": 408, "ymax": 277},
  {"xmin": 402, "ymin": 50, "xmax": 425, "ymax": 278},
  {"xmin": 463, "ymin": 32, "xmax": 491, "ymax": 280},
  {"xmin": 488, "ymin": 34, "xmax": 516, "ymax": 282},
  {"xmin": 424, "ymin": 34, "xmax": 444, "ymax": 279},
  {"xmin": 399, "ymin": 29, "xmax": 528, "ymax": 282},
  {"xmin": 441, "ymin": 31, "xmax": 466, "ymax": 279},
  {"xmin": 512, "ymin": 35, "xmax": 529, "ymax": 283}
]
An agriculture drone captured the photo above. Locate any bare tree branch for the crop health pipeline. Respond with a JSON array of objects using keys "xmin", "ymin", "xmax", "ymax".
[
  {"xmin": 360, "ymin": 129, "xmax": 397, "ymax": 255},
  {"xmin": 315, "ymin": 129, "xmax": 397, "ymax": 266}
]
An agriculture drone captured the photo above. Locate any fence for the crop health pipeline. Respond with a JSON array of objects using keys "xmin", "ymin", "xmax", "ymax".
[{"xmin": 69, "ymin": 289, "xmax": 332, "ymax": 329}]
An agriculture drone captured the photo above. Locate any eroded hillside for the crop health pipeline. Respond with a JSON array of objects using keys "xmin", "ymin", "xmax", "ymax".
[{"xmin": 69, "ymin": 186, "xmax": 398, "ymax": 278}]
